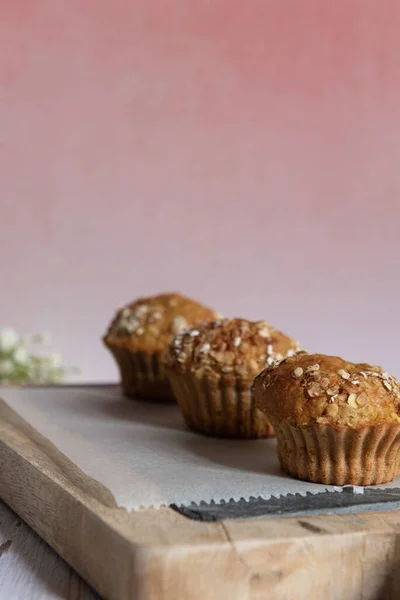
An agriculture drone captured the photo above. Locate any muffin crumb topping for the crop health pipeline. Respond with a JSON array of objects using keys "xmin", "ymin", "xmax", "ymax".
[
  {"xmin": 338, "ymin": 369, "xmax": 351, "ymax": 379},
  {"xmin": 254, "ymin": 353, "xmax": 400, "ymax": 429},
  {"xmin": 199, "ymin": 343, "xmax": 211, "ymax": 353},
  {"xmin": 171, "ymin": 316, "xmax": 188, "ymax": 335},
  {"xmin": 165, "ymin": 318, "xmax": 300, "ymax": 381},
  {"xmin": 258, "ymin": 325, "xmax": 271, "ymax": 338},
  {"xmin": 104, "ymin": 293, "xmax": 218, "ymax": 353}
]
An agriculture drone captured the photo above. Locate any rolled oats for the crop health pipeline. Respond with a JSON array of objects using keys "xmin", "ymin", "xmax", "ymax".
[
  {"xmin": 338, "ymin": 369, "xmax": 350, "ymax": 380},
  {"xmin": 325, "ymin": 403, "xmax": 339, "ymax": 418}
]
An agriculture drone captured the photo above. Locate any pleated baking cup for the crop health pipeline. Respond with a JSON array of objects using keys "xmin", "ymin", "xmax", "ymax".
[
  {"xmin": 168, "ymin": 372, "xmax": 274, "ymax": 438},
  {"xmin": 105, "ymin": 342, "xmax": 174, "ymax": 401},
  {"xmin": 271, "ymin": 419, "xmax": 400, "ymax": 486}
]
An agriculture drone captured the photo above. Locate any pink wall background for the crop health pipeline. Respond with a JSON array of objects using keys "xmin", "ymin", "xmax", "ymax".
[{"xmin": 1, "ymin": 0, "xmax": 400, "ymax": 381}]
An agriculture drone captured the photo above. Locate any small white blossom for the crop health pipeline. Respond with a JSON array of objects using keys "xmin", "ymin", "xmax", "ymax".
[
  {"xmin": 0, "ymin": 328, "xmax": 76, "ymax": 383},
  {"xmin": 0, "ymin": 360, "xmax": 14, "ymax": 376},
  {"xmin": 0, "ymin": 328, "xmax": 19, "ymax": 352},
  {"xmin": 14, "ymin": 346, "xmax": 29, "ymax": 365},
  {"xmin": 49, "ymin": 352, "xmax": 63, "ymax": 368}
]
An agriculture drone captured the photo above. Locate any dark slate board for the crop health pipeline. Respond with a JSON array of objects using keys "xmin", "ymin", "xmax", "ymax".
[{"xmin": 171, "ymin": 487, "xmax": 400, "ymax": 522}]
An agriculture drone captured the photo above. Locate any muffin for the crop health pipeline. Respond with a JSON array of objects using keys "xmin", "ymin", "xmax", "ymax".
[
  {"xmin": 103, "ymin": 293, "xmax": 219, "ymax": 401},
  {"xmin": 253, "ymin": 353, "xmax": 400, "ymax": 485},
  {"xmin": 164, "ymin": 318, "xmax": 300, "ymax": 437}
]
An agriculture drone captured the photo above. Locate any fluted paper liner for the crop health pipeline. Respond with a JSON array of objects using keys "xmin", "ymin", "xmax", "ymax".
[
  {"xmin": 105, "ymin": 343, "xmax": 174, "ymax": 401},
  {"xmin": 272, "ymin": 419, "xmax": 400, "ymax": 486},
  {"xmin": 168, "ymin": 373, "xmax": 274, "ymax": 438}
]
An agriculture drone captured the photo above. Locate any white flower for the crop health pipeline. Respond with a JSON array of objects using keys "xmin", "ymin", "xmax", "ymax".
[
  {"xmin": 0, "ymin": 328, "xmax": 19, "ymax": 352},
  {"xmin": 49, "ymin": 352, "xmax": 63, "ymax": 368},
  {"xmin": 14, "ymin": 346, "xmax": 29, "ymax": 365},
  {"xmin": 0, "ymin": 360, "xmax": 14, "ymax": 376}
]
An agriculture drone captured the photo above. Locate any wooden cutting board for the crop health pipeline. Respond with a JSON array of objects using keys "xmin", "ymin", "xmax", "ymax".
[{"xmin": 1, "ymin": 396, "xmax": 400, "ymax": 600}]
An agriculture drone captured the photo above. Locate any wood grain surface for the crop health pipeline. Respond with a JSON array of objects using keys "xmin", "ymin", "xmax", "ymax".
[
  {"xmin": 2, "ymin": 396, "xmax": 400, "ymax": 600},
  {"xmin": 0, "ymin": 500, "xmax": 99, "ymax": 600}
]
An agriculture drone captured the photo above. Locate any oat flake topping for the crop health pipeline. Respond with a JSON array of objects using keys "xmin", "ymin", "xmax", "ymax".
[
  {"xmin": 253, "ymin": 352, "xmax": 400, "ymax": 429},
  {"xmin": 104, "ymin": 293, "xmax": 219, "ymax": 353},
  {"xmin": 165, "ymin": 317, "xmax": 300, "ymax": 381}
]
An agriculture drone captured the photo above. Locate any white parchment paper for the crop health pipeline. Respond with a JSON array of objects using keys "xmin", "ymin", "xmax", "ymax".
[{"xmin": 2, "ymin": 387, "xmax": 399, "ymax": 510}]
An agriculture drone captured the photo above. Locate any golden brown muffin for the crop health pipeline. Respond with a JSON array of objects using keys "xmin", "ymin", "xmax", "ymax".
[
  {"xmin": 103, "ymin": 293, "xmax": 219, "ymax": 401},
  {"xmin": 253, "ymin": 352, "xmax": 400, "ymax": 485},
  {"xmin": 165, "ymin": 318, "xmax": 300, "ymax": 437}
]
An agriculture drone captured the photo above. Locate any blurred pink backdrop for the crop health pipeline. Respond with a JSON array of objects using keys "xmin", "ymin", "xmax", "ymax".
[{"xmin": 1, "ymin": 0, "xmax": 400, "ymax": 381}]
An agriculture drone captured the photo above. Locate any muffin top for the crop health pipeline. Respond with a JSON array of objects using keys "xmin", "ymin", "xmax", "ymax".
[
  {"xmin": 253, "ymin": 352, "xmax": 400, "ymax": 429},
  {"xmin": 165, "ymin": 318, "xmax": 300, "ymax": 384},
  {"xmin": 104, "ymin": 293, "xmax": 218, "ymax": 353}
]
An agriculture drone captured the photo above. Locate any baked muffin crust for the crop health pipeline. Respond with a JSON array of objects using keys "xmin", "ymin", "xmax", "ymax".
[
  {"xmin": 254, "ymin": 352, "xmax": 400, "ymax": 429},
  {"xmin": 104, "ymin": 293, "xmax": 218, "ymax": 353},
  {"xmin": 165, "ymin": 318, "xmax": 300, "ymax": 384}
]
